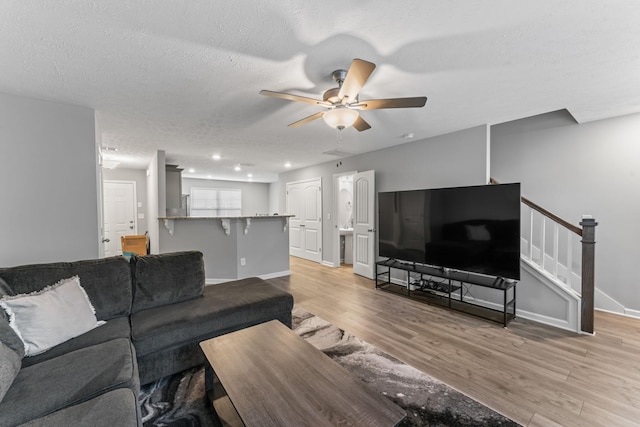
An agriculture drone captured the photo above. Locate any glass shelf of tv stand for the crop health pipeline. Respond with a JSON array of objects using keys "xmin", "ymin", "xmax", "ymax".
[{"xmin": 375, "ymin": 259, "xmax": 517, "ymax": 327}]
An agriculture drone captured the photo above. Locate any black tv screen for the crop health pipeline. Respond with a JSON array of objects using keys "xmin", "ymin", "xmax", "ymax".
[{"xmin": 378, "ymin": 183, "xmax": 521, "ymax": 280}]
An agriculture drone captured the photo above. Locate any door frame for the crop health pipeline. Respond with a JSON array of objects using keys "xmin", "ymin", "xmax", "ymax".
[
  {"xmin": 97, "ymin": 149, "xmax": 105, "ymax": 258},
  {"xmin": 103, "ymin": 180, "xmax": 138, "ymax": 256},
  {"xmin": 331, "ymin": 171, "xmax": 357, "ymax": 268}
]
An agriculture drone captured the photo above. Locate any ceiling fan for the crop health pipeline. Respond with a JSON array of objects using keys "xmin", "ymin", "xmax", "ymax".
[{"xmin": 260, "ymin": 58, "xmax": 427, "ymax": 132}]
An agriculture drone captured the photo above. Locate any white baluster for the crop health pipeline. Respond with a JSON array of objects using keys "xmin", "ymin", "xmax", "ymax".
[
  {"xmin": 553, "ymin": 222, "xmax": 559, "ymax": 277},
  {"xmin": 528, "ymin": 207, "xmax": 534, "ymax": 262},
  {"xmin": 540, "ymin": 215, "xmax": 546, "ymax": 270},
  {"xmin": 567, "ymin": 230, "xmax": 574, "ymax": 289}
]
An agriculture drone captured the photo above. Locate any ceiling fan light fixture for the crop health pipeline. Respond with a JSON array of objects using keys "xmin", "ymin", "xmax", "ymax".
[{"xmin": 323, "ymin": 108, "xmax": 359, "ymax": 130}]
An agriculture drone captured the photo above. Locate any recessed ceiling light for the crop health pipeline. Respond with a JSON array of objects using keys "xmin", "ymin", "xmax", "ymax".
[
  {"xmin": 207, "ymin": 175, "xmax": 212, "ymax": 179},
  {"xmin": 212, "ymin": 154, "xmax": 221, "ymax": 160},
  {"xmin": 188, "ymin": 168, "xmax": 195, "ymax": 173},
  {"xmin": 234, "ymin": 165, "xmax": 241, "ymax": 172},
  {"xmin": 102, "ymin": 147, "xmax": 118, "ymax": 152},
  {"xmin": 247, "ymin": 173, "xmax": 253, "ymax": 178},
  {"xmin": 284, "ymin": 162, "xmax": 292, "ymax": 168},
  {"xmin": 401, "ymin": 132, "xmax": 415, "ymax": 139}
]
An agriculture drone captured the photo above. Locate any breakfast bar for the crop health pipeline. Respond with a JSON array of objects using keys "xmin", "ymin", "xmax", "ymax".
[{"xmin": 158, "ymin": 215, "xmax": 293, "ymax": 283}]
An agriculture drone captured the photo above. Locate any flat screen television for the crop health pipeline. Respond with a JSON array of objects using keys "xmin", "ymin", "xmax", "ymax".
[{"xmin": 378, "ymin": 183, "xmax": 521, "ymax": 280}]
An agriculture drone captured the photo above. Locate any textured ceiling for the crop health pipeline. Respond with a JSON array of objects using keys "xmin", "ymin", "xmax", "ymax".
[{"xmin": 2, "ymin": 1, "xmax": 640, "ymax": 182}]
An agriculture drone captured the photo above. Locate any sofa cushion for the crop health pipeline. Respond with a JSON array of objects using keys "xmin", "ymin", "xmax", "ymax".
[
  {"xmin": 0, "ymin": 276, "xmax": 105, "ymax": 356},
  {"xmin": 131, "ymin": 251, "xmax": 205, "ymax": 313},
  {"xmin": 0, "ymin": 278, "xmax": 12, "ymax": 322},
  {"xmin": 0, "ymin": 341, "xmax": 20, "ymax": 403},
  {"xmin": 131, "ymin": 277, "xmax": 294, "ymax": 357},
  {"xmin": 0, "ymin": 277, "xmax": 12, "ymax": 297},
  {"xmin": 0, "ymin": 316, "xmax": 24, "ymax": 403},
  {"xmin": 0, "ymin": 338, "xmax": 139, "ymax": 427},
  {"xmin": 0, "ymin": 315, "xmax": 24, "ymax": 359},
  {"xmin": 0, "ymin": 257, "xmax": 132, "ymax": 321},
  {"xmin": 136, "ymin": 305, "xmax": 293, "ymax": 386},
  {"xmin": 18, "ymin": 388, "xmax": 139, "ymax": 427},
  {"xmin": 21, "ymin": 317, "xmax": 131, "ymax": 368}
]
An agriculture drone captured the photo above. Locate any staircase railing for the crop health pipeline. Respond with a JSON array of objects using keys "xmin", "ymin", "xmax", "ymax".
[
  {"xmin": 490, "ymin": 179, "xmax": 597, "ymax": 333},
  {"xmin": 520, "ymin": 197, "xmax": 582, "ymax": 293}
]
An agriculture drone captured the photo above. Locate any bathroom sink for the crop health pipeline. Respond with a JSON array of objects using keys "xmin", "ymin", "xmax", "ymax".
[{"xmin": 339, "ymin": 228, "xmax": 353, "ymax": 235}]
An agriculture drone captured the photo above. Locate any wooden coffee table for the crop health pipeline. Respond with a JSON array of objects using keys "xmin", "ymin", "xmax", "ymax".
[{"xmin": 200, "ymin": 320, "xmax": 406, "ymax": 426}]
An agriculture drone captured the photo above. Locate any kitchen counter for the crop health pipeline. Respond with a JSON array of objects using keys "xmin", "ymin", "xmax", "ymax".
[{"xmin": 157, "ymin": 215, "xmax": 293, "ymax": 283}]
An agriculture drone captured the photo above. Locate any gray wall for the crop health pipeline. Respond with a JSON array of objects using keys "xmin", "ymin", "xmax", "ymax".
[
  {"xmin": 491, "ymin": 110, "xmax": 640, "ymax": 314},
  {"xmin": 182, "ymin": 178, "xmax": 270, "ymax": 216},
  {"xmin": 159, "ymin": 218, "xmax": 238, "ymax": 280},
  {"xmin": 278, "ymin": 125, "xmax": 490, "ymax": 264},
  {"xmin": 269, "ymin": 182, "xmax": 279, "ymax": 214},
  {"xmin": 0, "ymin": 92, "xmax": 98, "ymax": 266},
  {"xmin": 158, "ymin": 217, "xmax": 290, "ymax": 281},
  {"xmin": 102, "ymin": 168, "xmax": 148, "ymax": 233},
  {"xmin": 146, "ymin": 151, "xmax": 165, "ymax": 254}
]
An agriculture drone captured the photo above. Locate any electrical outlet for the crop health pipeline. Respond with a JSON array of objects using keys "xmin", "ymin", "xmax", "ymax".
[{"xmin": 240, "ymin": 258, "xmax": 246, "ymax": 266}]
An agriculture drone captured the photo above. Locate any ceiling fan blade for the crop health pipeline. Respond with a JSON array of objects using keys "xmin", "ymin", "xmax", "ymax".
[
  {"xmin": 354, "ymin": 97, "xmax": 427, "ymax": 110},
  {"xmin": 288, "ymin": 112, "xmax": 325, "ymax": 128},
  {"xmin": 260, "ymin": 90, "xmax": 323, "ymax": 106},
  {"xmin": 353, "ymin": 115, "xmax": 371, "ymax": 132},
  {"xmin": 338, "ymin": 59, "xmax": 376, "ymax": 103}
]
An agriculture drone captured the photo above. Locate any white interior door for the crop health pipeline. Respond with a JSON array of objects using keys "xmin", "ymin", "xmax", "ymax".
[
  {"xmin": 302, "ymin": 180, "xmax": 322, "ymax": 262},
  {"xmin": 286, "ymin": 178, "xmax": 322, "ymax": 263},
  {"xmin": 103, "ymin": 181, "xmax": 136, "ymax": 257},
  {"xmin": 353, "ymin": 170, "xmax": 375, "ymax": 278},
  {"xmin": 286, "ymin": 184, "xmax": 304, "ymax": 258}
]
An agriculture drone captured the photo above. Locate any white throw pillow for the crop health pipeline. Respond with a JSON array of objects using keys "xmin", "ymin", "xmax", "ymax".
[
  {"xmin": 465, "ymin": 224, "xmax": 491, "ymax": 241},
  {"xmin": 0, "ymin": 276, "xmax": 105, "ymax": 356}
]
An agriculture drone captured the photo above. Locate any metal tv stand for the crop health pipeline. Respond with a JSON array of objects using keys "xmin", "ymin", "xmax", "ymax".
[{"xmin": 375, "ymin": 259, "xmax": 517, "ymax": 327}]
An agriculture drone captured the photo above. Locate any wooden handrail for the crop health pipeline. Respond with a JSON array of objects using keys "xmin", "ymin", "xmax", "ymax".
[
  {"xmin": 489, "ymin": 178, "xmax": 582, "ymax": 236},
  {"xmin": 521, "ymin": 197, "xmax": 582, "ymax": 236}
]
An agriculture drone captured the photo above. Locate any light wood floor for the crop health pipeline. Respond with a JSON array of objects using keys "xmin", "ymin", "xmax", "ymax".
[{"xmin": 266, "ymin": 257, "xmax": 640, "ymax": 427}]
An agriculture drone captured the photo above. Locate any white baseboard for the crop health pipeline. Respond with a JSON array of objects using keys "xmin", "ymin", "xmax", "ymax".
[
  {"xmin": 596, "ymin": 307, "xmax": 640, "ymax": 320},
  {"xmin": 205, "ymin": 278, "xmax": 229, "ymax": 285},
  {"xmin": 322, "ymin": 260, "xmax": 337, "ymax": 268},
  {"xmin": 453, "ymin": 295, "xmax": 579, "ymax": 332},
  {"xmin": 516, "ymin": 309, "xmax": 576, "ymax": 332},
  {"xmin": 258, "ymin": 270, "xmax": 291, "ymax": 280},
  {"xmin": 595, "ymin": 288, "xmax": 625, "ymax": 315},
  {"xmin": 381, "ymin": 278, "xmax": 580, "ymax": 332},
  {"xmin": 594, "ymin": 289, "xmax": 640, "ymax": 319},
  {"xmin": 389, "ymin": 277, "xmax": 407, "ymax": 287},
  {"xmin": 625, "ymin": 308, "xmax": 640, "ymax": 319},
  {"xmin": 464, "ymin": 294, "xmax": 579, "ymax": 332}
]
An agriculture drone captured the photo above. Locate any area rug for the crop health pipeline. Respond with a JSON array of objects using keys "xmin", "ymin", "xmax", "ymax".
[{"xmin": 139, "ymin": 307, "xmax": 520, "ymax": 426}]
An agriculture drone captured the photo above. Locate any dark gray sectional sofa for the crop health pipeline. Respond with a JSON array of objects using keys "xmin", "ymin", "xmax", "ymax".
[{"xmin": 0, "ymin": 251, "xmax": 294, "ymax": 426}]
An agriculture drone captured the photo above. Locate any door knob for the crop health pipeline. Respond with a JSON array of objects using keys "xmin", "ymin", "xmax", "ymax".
[
  {"xmin": 102, "ymin": 238, "xmax": 110, "ymax": 243},
  {"xmin": 129, "ymin": 226, "xmax": 134, "ymax": 230}
]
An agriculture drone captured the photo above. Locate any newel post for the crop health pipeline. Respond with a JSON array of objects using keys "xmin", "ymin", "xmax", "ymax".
[{"xmin": 580, "ymin": 215, "xmax": 598, "ymax": 334}]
